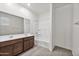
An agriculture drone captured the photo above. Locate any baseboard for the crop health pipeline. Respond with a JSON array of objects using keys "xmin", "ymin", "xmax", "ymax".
[
  {"xmin": 72, "ymin": 50, "xmax": 76, "ymax": 56},
  {"xmin": 35, "ymin": 40, "xmax": 49, "ymax": 49},
  {"xmin": 72, "ymin": 49, "xmax": 79, "ymax": 56},
  {"xmin": 55, "ymin": 44, "xmax": 72, "ymax": 51}
]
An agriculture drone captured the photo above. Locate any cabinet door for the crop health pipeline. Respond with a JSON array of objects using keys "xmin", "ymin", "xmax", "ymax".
[
  {"xmin": 24, "ymin": 40, "xmax": 30, "ymax": 51},
  {"xmin": 24, "ymin": 36, "xmax": 34, "ymax": 51},
  {"xmin": 0, "ymin": 45, "xmax": 13, "ymax": 56},
  {"xmin": 13, "ymin": 41, "xmax": 23, "ymax": 55},
  {"xmin": 29, "ymin": 39, "xmax": 34, "ymax": 48}
]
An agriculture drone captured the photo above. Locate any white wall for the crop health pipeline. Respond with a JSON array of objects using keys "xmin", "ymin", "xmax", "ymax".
[
  {"xmin": 72, "ymin": 4, "xmax": 79, "ymax": 56},
  {"xmin": 0, "ymin": 4, "xmax": 36, "ymax": 20},
  {"xmin": 54, "ymin": 4, "xmax": 73, "ymax": 50},
  {"xmin": 0, "ymin": 3, "xmax": 38, "ymax": 35}
]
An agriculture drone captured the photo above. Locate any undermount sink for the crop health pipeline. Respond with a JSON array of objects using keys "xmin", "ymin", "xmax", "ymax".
[{"xmin": 9, "ymin": 36, "xmax": 13, "ymax": 38}]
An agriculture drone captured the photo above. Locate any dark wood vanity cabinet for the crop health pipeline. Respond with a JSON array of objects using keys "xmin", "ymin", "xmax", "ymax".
[
  {"xmin": 0, "ymin": 36, "xmax": 34, "ymax": 56},
  {"xmin": 24, "ymin": 36, "xmax": 34, "ymax": 51},
  {"xmin": 24, "ymin": 39, "xmax": 30, "ymax": 51},
  {"xmin": 13, "ymin": 39, "xmax": 23, "ymax": 55},
  {"xmin": 0, "ymin": 39, "xmax": 23, "ymax": 56},
  {"xmin": 29, "ymin": 38, "xmax": 34, "ymax": 48},
  {"xmin": 0, "ymin": 45, "xmax": 13, "ymax": 56}
]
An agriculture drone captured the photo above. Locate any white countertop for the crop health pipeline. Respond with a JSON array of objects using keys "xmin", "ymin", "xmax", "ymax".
[{"xmin": 0, "ymin": 34, "xmax": 33, "ymax": 42}]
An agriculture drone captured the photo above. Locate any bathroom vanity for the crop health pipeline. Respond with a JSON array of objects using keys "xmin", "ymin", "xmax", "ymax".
[{"xmin": 0, "ymin": 35, "xmax": 34, "ymax": 56}]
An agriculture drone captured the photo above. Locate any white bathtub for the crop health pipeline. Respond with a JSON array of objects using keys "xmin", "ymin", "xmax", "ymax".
[{"xmin": 0, "ymin": 34, "xmax": 33, "ymax": 42}]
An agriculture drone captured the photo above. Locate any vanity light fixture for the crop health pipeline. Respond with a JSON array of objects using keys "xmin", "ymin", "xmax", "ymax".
[
  {"xmin": 27, "ymin": 3, "xmax": 31, "ymax": 7},
  {"xmin": 6, "ymin": 3, "xmax": 14, "ymax": 6}
]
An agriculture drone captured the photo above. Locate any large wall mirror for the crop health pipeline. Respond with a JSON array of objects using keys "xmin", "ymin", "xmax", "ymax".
[
  {"xmin": 0, "ymin": 11, "xmax": 24, "ymax": 36},
  {"xmin": 24, "ymin": 18, "xmax": 30, "ymax": 34}
]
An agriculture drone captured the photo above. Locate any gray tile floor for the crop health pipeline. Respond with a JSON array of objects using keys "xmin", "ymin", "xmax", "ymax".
[{"xmin": 20, "ymin": 46, "xmax": 73, "ymax": 56}]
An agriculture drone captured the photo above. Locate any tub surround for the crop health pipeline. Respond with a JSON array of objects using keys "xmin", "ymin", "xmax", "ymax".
[{"xmin": 0, "ymin": 34, "xmax": 34, "ymax": 56}]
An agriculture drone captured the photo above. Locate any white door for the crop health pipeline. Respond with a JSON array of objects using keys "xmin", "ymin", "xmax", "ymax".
[{"xmin": 55, "ymin": 4, "xmax": 72, "ymax": 50}]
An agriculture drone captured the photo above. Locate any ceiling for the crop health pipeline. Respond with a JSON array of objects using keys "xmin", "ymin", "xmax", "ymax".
[
  {"xmin": 18, "ymin": 3, "xmax": 70, "ymax": 15},
  {"xmin": 18, "ymin": 3, "xmax": 50, "ymax": 15},
  {"xmin": 53, "ymin": 3, "xmax": 71, "ymax": 8}
]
